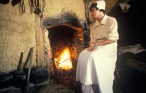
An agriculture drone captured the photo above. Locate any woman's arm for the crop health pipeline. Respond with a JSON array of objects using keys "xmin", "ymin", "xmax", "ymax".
[
  {"xmin": 87, "ymin": 39, "xmax": 115, "ymax": 51},
  {"xmin": 94, "ymin": 39, "xmax": 115, "ymax": 46}
]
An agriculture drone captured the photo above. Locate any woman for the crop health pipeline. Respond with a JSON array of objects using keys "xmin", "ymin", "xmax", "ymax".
[{"xmin": 76, "ymin": 0, "xmax": 119, "ymax": 93}]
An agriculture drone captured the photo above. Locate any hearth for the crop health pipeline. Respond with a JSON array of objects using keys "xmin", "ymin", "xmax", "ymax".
[
  {"xmin": 47, "ymin": 25, "xmax": 82, "ymax": 87},
  {"xmin": 43, "ymin": 12, "xmax": 88, "ymax": 87}
]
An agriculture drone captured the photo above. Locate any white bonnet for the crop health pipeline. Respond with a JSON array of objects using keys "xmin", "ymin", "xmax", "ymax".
[{"xmin": 90, "ymin": 0, "xmax": 106, "ymax": 10}]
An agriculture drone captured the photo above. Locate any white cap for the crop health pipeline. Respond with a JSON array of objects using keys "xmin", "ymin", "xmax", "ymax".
[{"xmin": 91, "ymin": 0, "xmax": 106, "ymax": 10}]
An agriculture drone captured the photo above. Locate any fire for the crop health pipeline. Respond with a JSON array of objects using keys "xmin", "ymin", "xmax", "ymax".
[{"xmin": 54, "ymin": 48, "xmax": 73, "ymax": 70}]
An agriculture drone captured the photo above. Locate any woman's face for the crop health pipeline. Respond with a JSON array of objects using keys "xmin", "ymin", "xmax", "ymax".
[{"xmin": 90, "ymin": 7, "xmax": 100, "ymax": 19}]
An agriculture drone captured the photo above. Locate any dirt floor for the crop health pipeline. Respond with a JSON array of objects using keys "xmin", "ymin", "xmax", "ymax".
[{"xmin": 0, "ymin": 79, "xmax": 81, "ymax": 93}]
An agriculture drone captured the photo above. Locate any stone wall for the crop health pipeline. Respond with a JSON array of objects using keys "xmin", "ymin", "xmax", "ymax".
[
  {"xmin": 0, "ymin": 0, "xmax": 86, "ymax": 73},
  {"xmin": 0, "ymin": 0, "xmax": 37, "ymax": 73},
  {"xmin": 105, "ymin": 0, "xmax": 118, "ymax": 13},
  {"xmin": 43, "ymin": 0, "xmax": 86, "ymax": 19}
]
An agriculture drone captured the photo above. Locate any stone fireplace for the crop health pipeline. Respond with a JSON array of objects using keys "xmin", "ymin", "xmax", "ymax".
[{"xmin": 42, "ymin": 12, "xmax": 86, "ymax": 86}]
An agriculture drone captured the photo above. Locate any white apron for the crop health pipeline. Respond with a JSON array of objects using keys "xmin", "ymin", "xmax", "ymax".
[{"xmin": 76, "ymin": 42, "xmax": 117, "ymax": 93}]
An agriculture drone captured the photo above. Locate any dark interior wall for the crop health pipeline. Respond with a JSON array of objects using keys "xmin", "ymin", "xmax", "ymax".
[{"xmin": 109, "ymin": 0, "xmax": 146, "ymax": 47}]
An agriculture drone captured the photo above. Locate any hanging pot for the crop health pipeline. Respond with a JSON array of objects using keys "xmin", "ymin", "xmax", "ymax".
[
  {"xmin": 0, "ymin": 0, "xmax": 10, "ymax": 4},
  {"xmin": 34, "ymin": 0, "xmax": 41, "ymax": 15},
  {"xmin": 11, "ymin": 0, "xmax": 21, "ymax": 6}
]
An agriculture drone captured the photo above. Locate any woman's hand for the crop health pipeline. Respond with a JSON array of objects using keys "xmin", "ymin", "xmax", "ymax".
[
  {"xmin": 87, "ymin": 46, "xmax": 94, "ymax": 51},
  {"xmin": 89, "ymin": 42, "xmax": 95, "ymax": 47},
  {"xmin": 88, "ymin": 42, "xmax": 95, "ymax": 51}
]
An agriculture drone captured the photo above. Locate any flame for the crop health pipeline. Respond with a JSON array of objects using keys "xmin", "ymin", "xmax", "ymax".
[{"xmin": 55, "ymin": 48, "xmax": 73, "ymax": 70}]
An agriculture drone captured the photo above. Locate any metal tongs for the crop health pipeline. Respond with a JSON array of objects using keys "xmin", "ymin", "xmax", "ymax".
[{"xmin": 20, "ymin": 0, "xmax": 25, "ymax": 14}]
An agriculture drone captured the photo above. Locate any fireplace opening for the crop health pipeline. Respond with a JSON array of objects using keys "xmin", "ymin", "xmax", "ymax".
[
  {"xmin": 47, "ymin": 25, "xmax": 84, "ymax": 87},
  {"xmin": 42, "ymin": 12, "xmax": 86, "ymax": 90}
]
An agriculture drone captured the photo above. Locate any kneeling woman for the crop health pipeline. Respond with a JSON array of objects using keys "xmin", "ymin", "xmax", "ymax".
[{"xmin": 76, "ymin": 0, "xmax": 119, "ymax": 93}]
